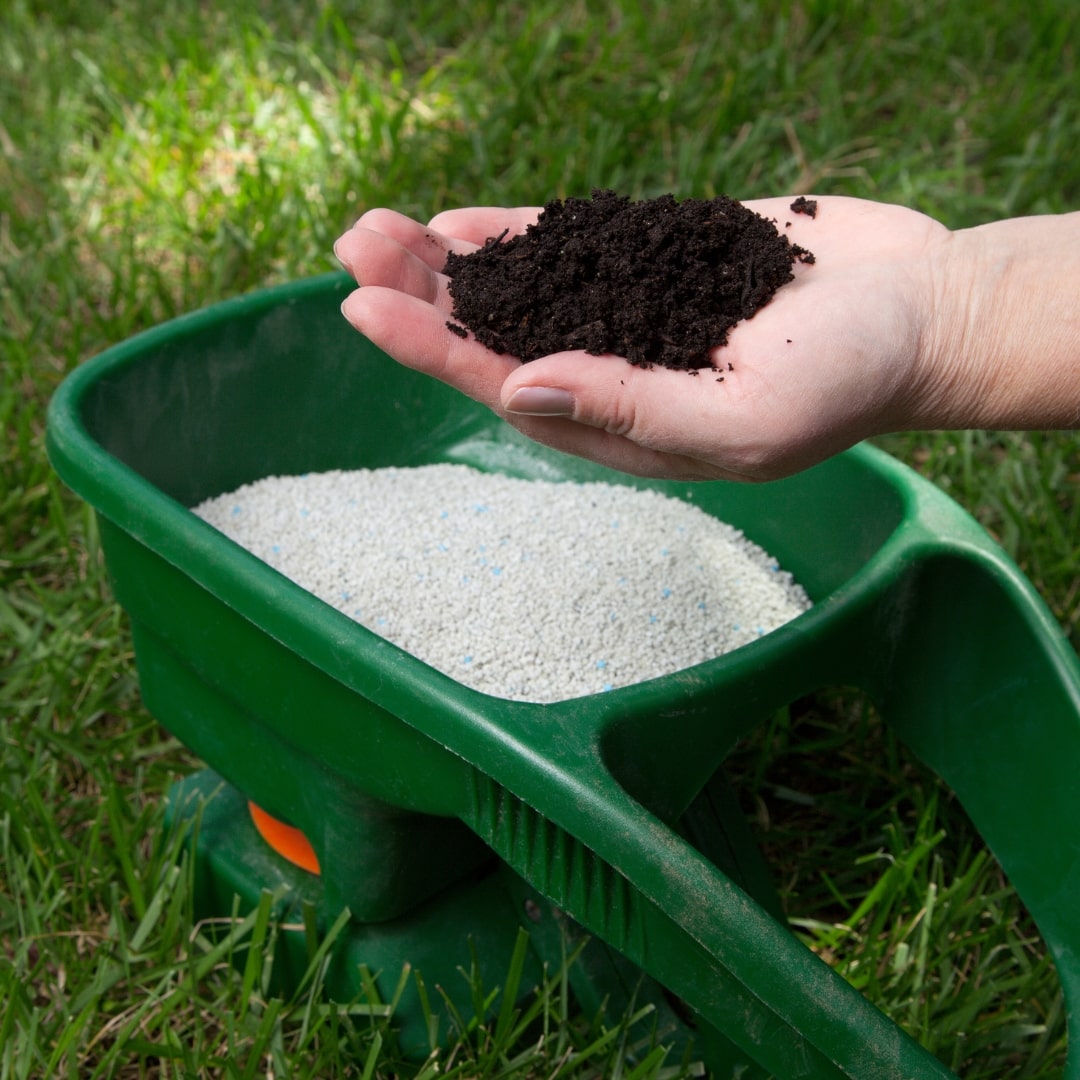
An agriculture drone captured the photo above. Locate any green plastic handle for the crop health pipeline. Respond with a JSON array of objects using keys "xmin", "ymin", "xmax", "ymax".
[
  {"xmin": 448, "ymin": 526, "xmax": 1080, "ymax": 1078},
  {"xmin": 368, "ymin": 454, "xmax": 1078, "ymax": 1077}
]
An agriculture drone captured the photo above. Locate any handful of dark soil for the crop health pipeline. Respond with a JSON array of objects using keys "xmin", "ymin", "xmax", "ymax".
[{"xmin": 443, "ymin": 189, "xmax": 814, "ymax": 370}]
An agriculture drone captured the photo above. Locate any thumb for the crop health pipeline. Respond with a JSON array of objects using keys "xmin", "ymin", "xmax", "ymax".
[
  {"xmin": 500, "ymin": 350, "xmax": 734, "ymax": 452},
  {"xmin": 500, "ymin": 352, "xmax": 641, "ymax": 433},
  {"xmin": 497, "ymin": 350, "xmax": 823, "ymax": 482}
]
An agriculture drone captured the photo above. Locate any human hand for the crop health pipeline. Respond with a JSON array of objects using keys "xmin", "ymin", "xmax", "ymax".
[{"xmin": 335, "ymin": 197, "xmax": 956, "ymax": 481}]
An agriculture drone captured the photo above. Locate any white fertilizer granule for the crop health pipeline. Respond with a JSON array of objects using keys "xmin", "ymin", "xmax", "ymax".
[{"xmin": 194, "ymin": 465, "xmax": 811, "ymax": 703}]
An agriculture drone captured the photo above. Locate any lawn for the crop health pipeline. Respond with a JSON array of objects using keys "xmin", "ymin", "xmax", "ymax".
[{"xmin": 2, "ymin": 1, "xmax": 1079, "ymax": 1076}]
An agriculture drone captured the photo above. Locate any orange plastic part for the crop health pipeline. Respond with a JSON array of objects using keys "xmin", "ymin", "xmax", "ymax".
[{"xmin": 248, "ymin": 802, "xmax": 321, "ymax": 875}]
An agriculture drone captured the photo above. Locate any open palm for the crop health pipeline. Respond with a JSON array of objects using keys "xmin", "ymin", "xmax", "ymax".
[{"xmin": 336, "ymin": 196, "xmax": 951, "ymax": 481}]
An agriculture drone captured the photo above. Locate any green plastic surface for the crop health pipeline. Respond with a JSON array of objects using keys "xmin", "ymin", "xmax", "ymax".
[
  {"xmin": 47, "ymin": 272, "xmax": 1080, "ymax": 1077},
  {"xmin": 164, "ymin": 766, "xmax": 759, "ymax": 1071}
]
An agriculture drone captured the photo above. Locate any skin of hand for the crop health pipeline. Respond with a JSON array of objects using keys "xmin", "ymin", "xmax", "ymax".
[{"xmin": 334, "ymin": 197, "xmax": 1080, "ymax": 482}]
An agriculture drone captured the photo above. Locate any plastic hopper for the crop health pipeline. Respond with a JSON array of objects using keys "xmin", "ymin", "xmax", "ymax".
[{"xmin": 47, "ymin": 272, "xmax": 1080, "ymax": 1078}]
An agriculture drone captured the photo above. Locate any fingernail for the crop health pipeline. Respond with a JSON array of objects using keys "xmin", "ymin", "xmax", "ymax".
[{"xmin": 504, "ymin": 387, "xmax": 575, "ymax": 416}]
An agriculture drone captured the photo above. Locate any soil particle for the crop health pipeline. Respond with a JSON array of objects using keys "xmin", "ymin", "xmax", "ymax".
[
  {"xmin": 443, "ymin": 189, "xmax": 814, "ymax": 370},
  {"xmin": 790, "ymin": 196, "xmax": 818, "ymax": 218}
]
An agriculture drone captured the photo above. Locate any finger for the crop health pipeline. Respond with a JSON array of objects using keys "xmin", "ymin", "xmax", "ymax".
[
  {"xmin": 499, "ymin": 351, "xmax": 748, "ymax": 477},
  {"xmin": 427, "ymin": 207, "xmax": 542, "ymax": 247},
  {"xmin": 340, "ymin": 286, "xmax": 518, "ymax": 406},
  {"xmin": 499, "ymin": 408, "xmax": 726, "ymax": 481},
  {"xmin": 338, "ymin": 286, "xmax": 719, "ymax": 479},
  {"xmin": 334, "ymin": 227, "xmax": 450, "ymax": 306},
  {"xmin": 342, "ymin": 290, "xmax": 765, "ymax": 481},
  {"xmin": 498, "ymin": 349, "xmax": 820, "ymax": 481},
  {"xmin": 500, "ymin": 352, "xmax": 744, "ymax": 454},
  {"xmin": 338, "ymin": 208, "xmax": 480, "ymax": 273}
]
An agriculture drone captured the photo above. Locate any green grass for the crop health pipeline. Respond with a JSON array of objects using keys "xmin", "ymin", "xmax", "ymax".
[{"xmin": 2, "ymin": 0, "xmax": 1079, "ymax": 1076}]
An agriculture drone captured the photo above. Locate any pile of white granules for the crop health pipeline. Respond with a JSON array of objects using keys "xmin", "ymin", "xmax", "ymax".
[{"xmin": 194, "ymin": 464, "xmax": 811, "ymax": 704}]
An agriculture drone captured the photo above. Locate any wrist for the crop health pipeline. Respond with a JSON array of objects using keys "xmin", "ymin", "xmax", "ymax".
[{"xmin": 915, "ymin": 212, "xmax": 1080, "ymax": 431}]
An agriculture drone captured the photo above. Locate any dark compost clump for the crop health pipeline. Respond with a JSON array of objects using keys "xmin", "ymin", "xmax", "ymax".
[{"xmin": 443, "ymin": 189, "xmax": 814, "ymax": 370}]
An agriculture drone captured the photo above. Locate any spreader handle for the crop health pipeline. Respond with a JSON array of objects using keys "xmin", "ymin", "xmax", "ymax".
[
  {"xmin": 863, "ymin": 544, "xmax": 1080, "ymax": 1074},
  {"xmin": 461, "ymin": 756, "xmax": 956, "ymax": 1078},
  {"xmin": 455, "ymin": 537, "xmax": 1080, "ymax": 1078}
]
